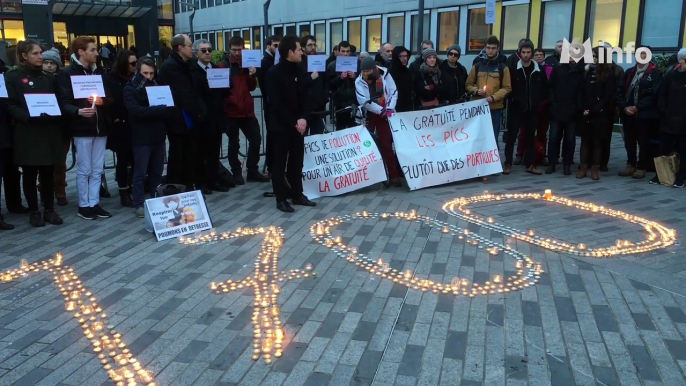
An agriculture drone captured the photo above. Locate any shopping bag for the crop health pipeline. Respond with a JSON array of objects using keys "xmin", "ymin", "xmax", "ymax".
[{"xmin": 654, "ymin": 153, "xmax": 680, "ymax": 187}]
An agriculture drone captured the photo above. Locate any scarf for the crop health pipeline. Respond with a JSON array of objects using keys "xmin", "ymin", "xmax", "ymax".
[
  {"xmin": 420, "ymin": 62, "xmax": 441, "ymax": 85},
  {"xmin": 628, "ymin": 64, "xmax": 648, "ymax": 104},
  {"xmin": 131, "ymin": 71, "xmax": 156, "ymax": 90}
]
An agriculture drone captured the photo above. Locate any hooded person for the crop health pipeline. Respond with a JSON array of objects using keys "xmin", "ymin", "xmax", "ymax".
[
  {"xmin": 389, "ymin": 46, "xmax": 413, "ymax": 112},
  {"xmin": 440, "ymin": 44, "xmax": 468, "ymax": 104}
]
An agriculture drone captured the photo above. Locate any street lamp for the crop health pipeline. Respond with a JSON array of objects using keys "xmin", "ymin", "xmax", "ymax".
[{"xmin": 179, "ymin": 2, "xmax": 198, "ymax": 37}]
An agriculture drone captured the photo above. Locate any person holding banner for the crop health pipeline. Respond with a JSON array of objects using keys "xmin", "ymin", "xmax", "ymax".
[
  {"xmin": 57, "ymin": 36, "xmax": 112, "ymax": 220},
  {"xmin": 355, "ymin": 56, "xmax": 400, "ymax": 186},
  {"xmin": 5, "ymin": 40, "xmax": 64, "ymax": 227},
  {"xmin": 265, "ymin": 35, "xmax": 315, "ymax": 212},
  {"xmin": 299, "ymin": 35, "xmax": 328, "ymax": 135}
]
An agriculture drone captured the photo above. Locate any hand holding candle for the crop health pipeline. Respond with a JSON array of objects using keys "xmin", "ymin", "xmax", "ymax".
[{"xmin": 91, "ymin": 95, "xmax": 97, "ymax": 108}]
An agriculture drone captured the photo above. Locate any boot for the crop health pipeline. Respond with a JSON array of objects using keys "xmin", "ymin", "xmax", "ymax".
[
  {"xmin": 29, "ymin": 211, "xmax": 46, "ymax": 227},
  {"xmin": 43, "ymin": 210, "xmax": 63, "ymax": 225},
  {"xmin": 576, "ymin": 164, "xmax": 588, "ymax": 179},
  {"xmin": 563, "ymin": 164, "xmax": 572, "ymax": 176},
  {"xmin": 591, "ymin": 165, "xmax": 600, "ymax": 181},
  {"xmin": 0, "ymin": 213, "xmax": 14, "ymax": 230},
  {"xmin": 618, "ymin": 165, "xmax": 636, "ymax": 177},
  {"xmin": 119, "ymin": 188, "xmax": 133, "ymax": 208}
]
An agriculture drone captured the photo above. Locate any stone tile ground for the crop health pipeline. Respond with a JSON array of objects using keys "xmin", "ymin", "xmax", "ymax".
[{"xmin": 1, "ymin": 132, "xmax": 685, "ymax": 386}]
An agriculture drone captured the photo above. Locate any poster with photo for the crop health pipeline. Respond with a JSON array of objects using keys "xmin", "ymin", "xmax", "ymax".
[{"xmin": 144, "ymin": 190, "xmax": 212, "ymax": 241}]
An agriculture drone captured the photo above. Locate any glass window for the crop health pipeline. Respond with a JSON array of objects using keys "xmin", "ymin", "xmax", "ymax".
[
  {"xmin": 157, "ymin": 0, "xmax": 173, "ymax": 19},
  {"xmin": 314, "ymin": 23, "xmax": 326, "ymax": 53},
  {"xmin": 242, "ymin": 29, "xmax": 250, "ymax": 48},
  {"xmin": 224, "ymin": 31, "xmax": 231, "ymax": 48},
  {"xmin": 53, "ymin": 22, "xmax": 68, "ymax": 46},
  {"xmin": 366, "ymin": 18, "xmax": 381, "ymax": 53},
  {"xmin": 347, "ymin": 19, "xmax": 361, "ymax": 50},
  {"xmin": 468, "ymin": 8, "xmax": 491, "ymax": 52},
  {"xmin": 331, "ymin": 21, "xmax": 343, "ymax": 49},
  {"xmin": 274, "ymin": 26, "xmax": 283, "ymax": 38},
  {"xmin": 541, "ymin": 0, "xmax": 572, "ymax": 49},
  {"xmin": 299, "ymin": 23, "xmax": 310, "ymax": 38},
  {"xmin": 200, "ymin": 0, "xmax": 206, "ymax": 9},
  {"xmin": 641, "ymin": 0, "xmax": 683, "ymax": 48},
  {"xmin": 208, "ymin": 0, "xmax": 214, "ymax": 7},
  {"xmin": 285, "ymin": 25, "xmax": 296, "ymax": 36},
  {"xmin": 253, "ymin": 26, "xmax": 261, "ymax": 50},
  {"xmin": 2, "ymin": 20, "xmax": 24, "ymax": 45},
  {"xmin": 128, "ymin": 25, "xmax": 136, "ymax": 49},
  {"xmin": 502, "ymin": 4, "xmax": 529, "ymax": 51},
  {"xmin": 410, "ymin": 14, "xmax": 430, "ymax": 53},
  {"xmin": 217, "ymin": 32, "xmax": 224, "ymax": 51},
  {"xmin": 588, "ymin": 0, "xmax": 623, "ymax": 47},
  {"xmin": 1, "ymin": 1, "xmax": 21, "ymax": 13},
  {"xmin": 387, "ymin": 16, "xmax": 404, "ymax": 47},
  {"xmin": 209, "ymin": 32, "xmax": 216, "ymax": 47},
  {"xmin": 437, "ymin": 11, "xmax": 459, "ymax": 52},
  {"xmin": 159, "ymin": 26, "xmax": 173, "ymax": 47}
]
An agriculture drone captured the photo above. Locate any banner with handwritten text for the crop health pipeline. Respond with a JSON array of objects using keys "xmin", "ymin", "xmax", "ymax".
[
  {"xmin": 302, "ymin": 126, "xmax": 387, "ymax": 199},
  {"xmin": 388, "ymin": 100, "xmax": 502, "ymax": 190}
]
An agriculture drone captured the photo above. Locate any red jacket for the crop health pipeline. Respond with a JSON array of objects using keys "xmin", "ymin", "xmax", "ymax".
[{"xmin": 218, "ymin": 55, "xmax": 257, "ymax": 118}]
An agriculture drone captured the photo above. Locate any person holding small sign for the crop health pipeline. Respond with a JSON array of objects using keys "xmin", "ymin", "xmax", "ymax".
[
  {"xmin": 299, "ymin": 35, "xmax": 328, "ymax": 135},
  {"xmin": 56, "ymin": 36, "xmax": 112, "ymax": 221},
  {"xmin": 5, "ymin": 40, "xmax": 65, "ymax": 227}
]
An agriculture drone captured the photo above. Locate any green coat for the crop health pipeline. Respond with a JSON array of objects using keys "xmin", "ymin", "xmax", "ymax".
[{"xmin": 4, "ymin": 66, "xmax": 64, "ymax": 166}]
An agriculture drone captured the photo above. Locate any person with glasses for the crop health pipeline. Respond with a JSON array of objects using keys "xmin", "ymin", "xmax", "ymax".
[
  {"xmin": 103, "ymin": 49, "xmax": 137, "ymax": 208},
  {"xmin": 299, "ymin": 35, "xmax": 328, "ymax": 135},
  {"xmin": 440, "ymin": 44, "xmax": 468, "ymax": 105},
  {"xmin": 217, "ymin": 36, "xmax": 270, "ymax": 185}
]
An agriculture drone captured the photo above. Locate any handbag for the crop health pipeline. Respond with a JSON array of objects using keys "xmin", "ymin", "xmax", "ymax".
[{"xmin": 654, "ymin": 153, "xmax": 680, "ymax": 187}]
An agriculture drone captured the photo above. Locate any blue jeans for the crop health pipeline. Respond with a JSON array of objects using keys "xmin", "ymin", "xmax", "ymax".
[
  {"xmin": 548, "ymin": 121, "xmax": 576, "ymax": 165},
  {"xmin": 491, "ymin": 109, "xmax": 503, "ymax": 149},
  {"xmin": 132, "ymin": 143, "xmax": 165, "ymax": 208}
]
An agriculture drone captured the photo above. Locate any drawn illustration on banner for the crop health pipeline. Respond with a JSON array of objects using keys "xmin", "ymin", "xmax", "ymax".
[
  {"xmin": 144, "ymin": 190, "xmax": 212, "ymax": 241},
  {"xmin": 388, "ymin": 100, "xmax": 502, "ymax": 190},
  {"xmin": 302, "ymin": 125, "xmax": 387, "ymax": 199}
]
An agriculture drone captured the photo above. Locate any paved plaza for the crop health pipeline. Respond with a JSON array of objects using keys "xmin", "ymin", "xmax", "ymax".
[{"xmin": 1, "ymin": 133, "xmax": 686, "ymax": 386}]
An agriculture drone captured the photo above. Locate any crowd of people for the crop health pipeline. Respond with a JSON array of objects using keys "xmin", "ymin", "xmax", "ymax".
[{"xmin": 0, "ymin": 32, "xmax": 685, "ymax": 230}]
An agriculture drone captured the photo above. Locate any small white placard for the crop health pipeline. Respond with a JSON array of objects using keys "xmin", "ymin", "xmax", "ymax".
[
  {"xmin": 274, "ymin": 50, "xmax": 280, "ymax": 65},
  {"xmin": 335, "ymin": 56, "xmax": 357, "ymax": 73},
  {"xmin": 0, "ymin": 75, "xmax": 7, "ymax": 98},
  {"xmin": 69, "ymin": 75, "xmax": 105, "ymax": 99},
  {"xmin": 145, "ymin": 86, "xmax": 175, "ymax": 107},
  {"xmin": 307, "ymin": 55, "xmax": 327, "ymax": 73},
  {"xmin": 207, "ymin": 68, "xmax": 231, "ymax": 88},
  {"xmin": 241, "ymin": 50, "xmax": 262, "ymax": 68},
  {"xmin": 24, "ymin": 93, "xmax": 61, "ymax": 117}
]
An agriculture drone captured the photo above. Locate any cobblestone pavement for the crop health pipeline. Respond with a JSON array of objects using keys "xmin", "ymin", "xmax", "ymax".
[{"xmin": 1, "ymin": 133, "xmax": 686, "ymax": 386}]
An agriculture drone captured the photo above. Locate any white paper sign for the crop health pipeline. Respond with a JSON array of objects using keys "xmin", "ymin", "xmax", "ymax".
[
  {"xmin": 69, "ymin": 75, "xmax": 105, "ymax": 99},
  {"xmin": 145, "ymin": 86, "xmax": 175, "ymax": 107},
  {"xmin": 24, "ymin": 93, "xmax": 61, "ymax": 117},
  {"xmin": 485, "ymin": 0, "xmax": 496, "ymax": 24},
  {"xmin": 302, "ymin": 125, "xmax": 387, "ymax": 199},
  {"xmin": 241, "ymin": 50, "xmax": 262, "ymax": 68},
  {"xmin": 144, "ymin": 190, "xmax": 213, "ymax": 241},
  {"xmin": 206, "ymin": 68, "xmax": 231, "ymax": 88},
  {"xmin": 335, "ymin": 56, "xmax": 357, "ymax": 73},
  {"xmin": 0, "ymin": 75, "xmax": 7, "ymax": 98},
  {"xmin": 387, "ymin": 100, "xmax": 502, "ymax": 190},
  {"xmin": 274, "ymin": 50, "xmax": 280, "ymax": 65},
  {"xmin": 307, "ymin": 55, "xmax": 327, "ymax": 73}
]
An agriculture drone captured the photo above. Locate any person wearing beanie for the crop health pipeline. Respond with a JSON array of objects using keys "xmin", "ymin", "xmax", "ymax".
[
  {"xmin": 440, "ymin": 44, "xmax": 468, "ymax": 104},
  {"xmin": 354, "ymin": 54, "xmax": 400, "ymax": 186},
  {"xmin": 414, "ymin": 48, "xmax": 444, "ymax": 108},
  {"xmin": 41, "ymin": 49, "xmax": 62, "ymax": 74}
]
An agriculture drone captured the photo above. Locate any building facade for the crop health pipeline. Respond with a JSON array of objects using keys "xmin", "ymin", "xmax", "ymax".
[{"xmin": 174, "ymin": 0, "xmax": 686, "ymax": 66}]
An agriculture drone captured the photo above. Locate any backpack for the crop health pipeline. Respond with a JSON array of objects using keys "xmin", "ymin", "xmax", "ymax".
[{"xmin": 474, "ymin": 62, "xmax": 506, "ymax": 89}]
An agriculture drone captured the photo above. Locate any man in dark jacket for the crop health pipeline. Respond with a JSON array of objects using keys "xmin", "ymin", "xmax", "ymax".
[
  {"xmin": 502, "ymin": 42, "xmax": 547, "ymax": 176},
  {"xmin": 158, "ymin": 34, "xmax": 208, "ymax": 191},
  {"xmin": 0, "ymin": 98, "xmax": 15, "ymax": 230},
  {"xmin": 616, "ymin": 47, "xmax": 662, "ymax": 179},
  {"xmin": 300, "ymin": 35, "xmax": 328, "ymax": 135},
  {"xmin": 544, "ymin": 40, "xmax": 563, "ymax": 66},
  {"xmin": 327, "ymin": 40, "xmax": 358, "ymax": 129},
  {"xmin": 266, "ymin": 35, "xmax": 315, "ymax": 212},
  {"xmin": 326, "ymin": 45, "xmax": 339, "ymax": 68},
  {"xmin": 218, "ymin": 36, "xmax": 269, "ymax": 184},
  {"xmin": 258, "ymin": 35, "xmax": 280, "ymax": 173},
  {"xmin": 389, "ymin": 46, "xmax": 413, "ymax": 112},
  {"xmin": 439, "ymin": 44, "xmax": 468, "ymax": 104},
  {"xmin": 546, "ymin": 57, "xmax": 584, "ymax": 175},
  {"xmin": 375, "ymin": 43, "xmax": 393, "ymax": 68},
  {"xmin": 123, "ymin": 57, "xmax": 171, "ymax": 217},
  {"xmin": 57, "ymin": 36, "xmax": 112, "ymax": 220},
  {"xmin": 409, "ymin": 40, "xmax": 434, "ymax": 79}
]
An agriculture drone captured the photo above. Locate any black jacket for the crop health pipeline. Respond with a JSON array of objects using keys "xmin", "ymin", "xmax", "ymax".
[
  {"xmin": 189, "ymin": 59, "xmax": 230, "ymax": 136},
  {"xmin": 439, "ymin": 59, "xmax": 468, "ymax": 104},
  {"xmin": 102, "ymin": 72, "xmax": 132, "ymax": 149},
  {"xmin": 544, "ymin": 53, "xmax": 560, "ymax": 66},
  {"xmin": 389, "ymin": 46, "xmax": 413, "ymax": 112},
  {"xmin": 658, "ymin": 69, "xmax": 686, "ymax": 135},
  {"xmin": 299, "ymin": 54, "xmax": 328, "ymax": 117},
  {"xmin": 580, "ymin": 65, "xmax": 616, "ymax": 116},
  {"xmin": 258, "ymin": 50, "xmax": 276, "ymax": 104},
  {"xmin": 265, "ymin": 59, "xmax": 309, "ymax": 133},
  {"xmin": 548, "ymin": 62, "xmax": 585, "ymax": 122},
  {"xmin": 326, "ymin": 59, "xmax": 356, "ymax": 108},
  {"xmin": 0, "ymin": 99, "xmax": 11, "ymax": 150},
  {"xmin": 157, "ymin": 52, "xmax": 207, "ymax": 136},
  {"xmin": 56, "ymin": 54, "xmax": 109, "ymax": 137},
  {"xmin": 414, "ymin": 69, "xmax": 444, "ymax": 105},
  {"xmin": 123, "ymin": 72, "xmax": 169, "ymax": 146},
  {"xmin": 616, "ymin": 63, "xmax": 662, "ymax": 120},
  {"xmin": 510, "ymin": 61, "xmax": 548, "ymax": 113}
]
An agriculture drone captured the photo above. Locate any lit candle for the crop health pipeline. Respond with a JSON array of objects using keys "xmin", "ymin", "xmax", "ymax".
[
  {"xmin": 91, "ymin": 95, "xmax": 97, "ymax": 109},
  {"xmin": 544, "ymin": 189, "xmax": 552, "ymax": 200}
]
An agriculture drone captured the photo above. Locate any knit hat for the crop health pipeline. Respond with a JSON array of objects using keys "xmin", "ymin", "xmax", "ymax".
[
  {"xmin": 42, "ymin": 49, "xmax": 61, "ymax": 68},
  {"xmin": 421, "ymin": 48, "xmax": 437, "ymax": 61},
  {"xmin": 519, "ymin": 39, "xmax": 534, "ymax": 51},
  {"xmin": 447, "ymin": 44, "xmax": 461, "ymax": 56},
  {"xmin": 360, "ymin": 55, "xmax": 376, "ymax": 71}
]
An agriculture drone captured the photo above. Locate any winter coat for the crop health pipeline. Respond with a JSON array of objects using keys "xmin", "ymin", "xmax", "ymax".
[
  {"xmin": 354, "ymin": 66, "xmax": 398, "ymax": 115},
  {"xmin": 657, "ymin": 68, "xmax": 686, "ymax": 135},
  {"xmin": 440, "ymin": 60, "xmax": 468, "ymax": 104},
  {"xmin": 548, "ymin": 62, "xmax": 585, "ymax": 123},
  {"xmin": 299, "ymin": 54, "xmax": 329, "ymax": 118},
  {"xmin": 578, "ymin": 65, "xmax": 616, "ymax": 136},
  {"xmin": 0, "ymin": 100, "xmax": 11, "ymax": 150},
  {"xmin": 157, "ymin": 52, "xmax": 207, "ymax": 136},
  {"xmin": 616, "ymin": 63, "xmax": 662, "ymax": 120},
  {"xmin": 389, "ymin": 46, "xmax": 413, "ymax": 112},
  {"xmin": 102, "ymin": 72, "xmax": 132, "ymax": 151},
  {"xmin": 465, "ymin": 53, "xmax": 512, "ymax": 110},
  {"xmin": 5, "ymin": 66, "xmax": 64, "ymax": 165},
  {"xmin": 510, "ymin": 61, "xmax": 548, "ymax": 114},
  {"xmin": 544, "ymin": 53, "xmax": 560, "ymax": 67},
  {"xmin": 265, "ymin": 59, "xmax": 309, "ymax": 133},
  {"xmin": 189, "ymin": 59, "xmax": 231, "ymax": 136},
  {"xmin": 217, "ymin": 54, "xmax": 257, "ymax": 118},
  {"xmin": 123, "ymin": 72, "xmax": 169, "ymax": 146},
  {"xmin": 258, "ymin": 50, "xmax": 276, "ymax": 105},
  {"xmin": 326, "ymin": 59, "xmax": 357, "ymax": 108},
  {"xmin": 413, "ymin": 68, "xmax": 444, "ymax": 105},
  {"xmin": 56, "ymin": 54, "xmax": 109, "ymax": 137}
]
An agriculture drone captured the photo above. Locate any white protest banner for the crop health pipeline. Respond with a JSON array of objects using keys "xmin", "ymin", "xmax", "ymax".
[
  {"xmin": 388, "ymin": 99, "xmax": 502, "ymax": 190},
  {"xmin": 335, "ymin": 56, "xmax": 357, "ymax": 73},
  {"xmin": 302, "ymin": 125, "xmax": 387, "ymax": 199},
  {"xmin": 241, "ymin": 50, "xmax": 262, "ymax": 68},
  {"xmin": 307, "ymin": 55, "xmax": 326, "ymax": 72},
  {"xmin": 69, "ymin": 75, "xmax": 105, "ymax": 99},
  {"xmin": 144, "ymin": 190, "xmax": 212, "ymax": 241},
  {"xmin": 24, "ymin": 93, "xmax": 61, "ymax": 117},
  {"xmin": 0, "ymin": 75, "xmax": 7, "ymax": 98},
  {"xmin": 207, "ymin": 68, "xmax": 230, "ymax": 88},
  {"xmin": 485, "ymin": 0, "xmax": 496, "ymax": 24},
  {"xmin": 145, "ymin": 86, "xmax": 174, "ymax": 107}
]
